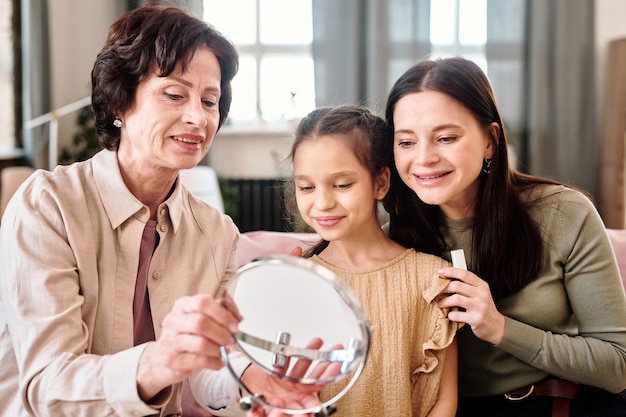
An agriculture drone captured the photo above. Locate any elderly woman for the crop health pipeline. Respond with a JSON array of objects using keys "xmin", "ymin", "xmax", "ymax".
[{"xmin": 0, "ymin": 4, "xmax": 330, "ymax": 417}]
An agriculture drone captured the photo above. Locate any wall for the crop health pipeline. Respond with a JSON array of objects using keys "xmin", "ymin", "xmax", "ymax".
[
  {"xmin": 208, "ymin": 128, "xmax": 294, "ymax": 179},
  {"xmin": 595, "ymin": 0, "xmax": 626, "ymax": 226},
  {"xmin": 595, "ymin": 0, "xmax": 626, "ymax": 113},
  {"xmin": 48, "ymin": 0, "xmax": 125, "ymax": 163},
  {"xmin": 213, "ymin": 1, "xmax": 626, "ymax": 180},
  {"xmin": 41, "ymin": 1, "xmax": 626, "ymax": 179},
  {"xmin": 43, "ymin": 1, "xmax": 294, "ymax": 178}
]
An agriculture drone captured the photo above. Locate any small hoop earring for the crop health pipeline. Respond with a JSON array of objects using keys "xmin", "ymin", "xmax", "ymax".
[
  {"xmin": 113, "ymin": 118, "xmax": 122, "ymax": 128},
  {"xmin": 482, "ymin": 158, "xmax": 493, "ymax": 174}
]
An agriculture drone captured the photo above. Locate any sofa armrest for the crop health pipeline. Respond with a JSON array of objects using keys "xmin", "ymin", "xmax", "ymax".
[
  {"xmin": 607, "ymin": 229, "xmax": 626, "ymax": 291},
  {"xmin": 237, "ymin": 231, "xmax": 319, "ymax": 267}
]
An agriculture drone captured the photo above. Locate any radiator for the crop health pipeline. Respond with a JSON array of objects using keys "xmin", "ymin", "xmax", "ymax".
[{"xmin": 220, "ymin": 178, "xmax": 288, "ymax": 233}]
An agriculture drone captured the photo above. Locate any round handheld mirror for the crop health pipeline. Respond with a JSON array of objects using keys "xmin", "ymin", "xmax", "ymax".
[{"xmin": 220, "ymin": 255, "xmax": 371, "ymax": 416}]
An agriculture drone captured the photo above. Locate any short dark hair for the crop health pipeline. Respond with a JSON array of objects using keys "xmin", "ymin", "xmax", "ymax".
[{"xmin": 91, "ymin": 4, "xmax": 238, "ymax": 150}]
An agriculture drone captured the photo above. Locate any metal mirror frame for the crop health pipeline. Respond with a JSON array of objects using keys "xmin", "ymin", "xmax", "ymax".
[{"xmin": 220, "ymin": 255, "xmax": 371, "ymax": 416}]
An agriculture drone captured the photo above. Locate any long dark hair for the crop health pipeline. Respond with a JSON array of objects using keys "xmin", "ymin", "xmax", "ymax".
[
  {"xmin": 91, "ymin": 4, "xmax": 239, "ymax": 150},
  {"xmin": 383, "ymin": 57, "xmax": 560, "ymax": 298},
  {"xmin": 285, "ymin": 105, "xmax": 390, "ymax": 257}
]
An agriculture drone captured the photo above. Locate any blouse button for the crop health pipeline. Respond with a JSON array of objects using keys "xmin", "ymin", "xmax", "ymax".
[
  {"xmin": 152, "ymin": 271, "xmax": 161, "ymax": 280},
  {"xmin": 160, "ymin": 224, "xmax": 168, "ymax": 232}
]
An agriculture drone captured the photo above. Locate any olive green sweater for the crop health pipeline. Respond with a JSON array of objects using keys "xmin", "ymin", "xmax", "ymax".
[{"xmin": 441, "ymin": 185, "xmax": 626, "ymax": 397}]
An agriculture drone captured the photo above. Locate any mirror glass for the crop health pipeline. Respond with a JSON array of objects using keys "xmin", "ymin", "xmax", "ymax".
[{"xmin": 221, "ymin": 255, "xmax": 371, "ymax": 415}]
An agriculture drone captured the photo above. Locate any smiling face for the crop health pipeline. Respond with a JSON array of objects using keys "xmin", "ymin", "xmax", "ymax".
[
  {"xmin": 117, "ymin": 47, "xmax": 222, "ymax": 181},
  {"xmin": 392, "ymin": 90, "xmax": 496, "ymax": 219},
  {"xmin": 293, "ymin": 136, "xmax": 388, "ymax": 243}
]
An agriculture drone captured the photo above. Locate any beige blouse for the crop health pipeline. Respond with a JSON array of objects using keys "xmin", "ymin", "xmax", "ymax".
[
  {"xmin": 312, "ymin": 249, "xmax": 461, "ymax": 417},
  {"xmin": 0, "ymin": 149, "xmax": 239, "ymax": 416}
]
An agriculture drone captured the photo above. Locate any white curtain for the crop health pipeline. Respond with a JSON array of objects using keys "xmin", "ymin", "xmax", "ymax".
[{"xmin": 312, "ymin": 0, "xmax": 598, "ymax": 198}]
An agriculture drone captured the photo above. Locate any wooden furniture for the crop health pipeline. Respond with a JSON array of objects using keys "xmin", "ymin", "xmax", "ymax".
[
  {"xmin": 599, "ymin": 38, "xmax": 626, "ymax": 228},
  {"xmin": 0, "ymin": 147, "xmax": 29, "ymax": 220},
  {"xmin": 0, "ymin": 166, "xmax": 35, "ymax": 219}
]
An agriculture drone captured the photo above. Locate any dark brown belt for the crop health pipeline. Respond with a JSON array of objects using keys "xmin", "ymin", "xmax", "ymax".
[{"xmin": 504, "ymin": 377, "xmax": 581, "ymax": 417}]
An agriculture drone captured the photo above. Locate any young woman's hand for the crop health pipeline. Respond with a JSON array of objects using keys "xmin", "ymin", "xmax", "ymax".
[{"xmin": 436, "ymin": 267, "xmax": 506, "ymax": 345}]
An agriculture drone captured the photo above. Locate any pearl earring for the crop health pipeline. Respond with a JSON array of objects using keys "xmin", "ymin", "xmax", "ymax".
[{"xmin": 113, "ymin": 118, "xmax": 122, "ymax": 128}]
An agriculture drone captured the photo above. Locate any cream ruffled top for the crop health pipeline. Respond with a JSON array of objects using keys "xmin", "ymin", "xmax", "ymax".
[{"xmin": 312, "ymin": 249, "xmax": 461, "ymax": 417}]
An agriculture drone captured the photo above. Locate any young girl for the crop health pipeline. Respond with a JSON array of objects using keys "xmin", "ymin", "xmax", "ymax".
[{"xmin": 285, "ymin": 105, "xmax": 461, "ymax": 417}]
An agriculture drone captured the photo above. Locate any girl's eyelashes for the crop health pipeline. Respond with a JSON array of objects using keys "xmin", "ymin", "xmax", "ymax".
[
  {"xmin": 296, "ymin": 184, "xmax": 314, "ymax": 192},
  {"xmin": 295, "ymin": 182, "xmax": 353, "ymax": 192}
]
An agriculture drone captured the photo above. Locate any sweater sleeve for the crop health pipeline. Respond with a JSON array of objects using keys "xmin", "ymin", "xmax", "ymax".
[
  {"xmin": 497, "ymin": 189, "xmax": 626, "ymax": 393},
  {"xmin": 189, "ymin": 354, "xmax": 250, "ymax": 416}
]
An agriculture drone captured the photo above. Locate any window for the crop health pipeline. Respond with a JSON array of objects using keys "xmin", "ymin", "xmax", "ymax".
[
  {"xmin": 203, "ymin": 0, "xmax": 315, "ymax": 129},
  {"xmin": 202, "ymin": 0, "xmax": 487, "ymax": 129},
  {"xmin": 429, "ymin": 0, "xmax": 487, "ymax": 71}
]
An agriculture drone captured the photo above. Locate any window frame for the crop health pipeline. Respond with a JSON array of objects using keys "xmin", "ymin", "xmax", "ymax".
[{"xmin": 203, "ymin": 0, "xmax": 314, "ymax": 132}]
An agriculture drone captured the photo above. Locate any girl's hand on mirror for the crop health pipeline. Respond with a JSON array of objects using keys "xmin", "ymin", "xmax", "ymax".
[
  {"xmin": 289, "ymin": 246, "xmax": 303, "ymax": 257},
  {"xmin": 435, "ymin": 267, "xmax": 506, "ymax": 345},
  {"xmin": 243, "ymin": 337, "xmax": 343, "ymax": 417}
]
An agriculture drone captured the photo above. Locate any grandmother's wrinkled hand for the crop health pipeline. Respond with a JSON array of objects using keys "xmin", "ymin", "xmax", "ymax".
[{"xmin": 136, "ymin": 293, "xmax": 242, "ymax": 401}]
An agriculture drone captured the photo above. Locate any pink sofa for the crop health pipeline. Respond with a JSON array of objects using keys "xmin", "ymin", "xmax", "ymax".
[
  {"xmin": 185, "ymin": 228, "xmax": 626, "ymax": 417},
  {"xmin": 607, "ymin": 229, "xmax": 626, "ymax": 290},
  {"xmin": 237, "ymin": 230, "xmax": 318, "ymax": 266},
  {"xmin": 238, "ymin": 229, "xmax": 626, "ymax": 291}
]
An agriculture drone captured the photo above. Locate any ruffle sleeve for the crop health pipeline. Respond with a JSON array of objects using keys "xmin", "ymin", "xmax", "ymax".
[{"xmin": 414, "ymin": 273, "xmax": 463, "ymax": 376}]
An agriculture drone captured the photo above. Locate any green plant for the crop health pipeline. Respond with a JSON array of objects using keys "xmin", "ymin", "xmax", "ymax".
[
  {"xmin": 59, "ymin": 106, "xmax": 100, "ymax": 165},
  {"xmin": 217, "ymin": 177, "xmax": 239, "ymax": 219}
]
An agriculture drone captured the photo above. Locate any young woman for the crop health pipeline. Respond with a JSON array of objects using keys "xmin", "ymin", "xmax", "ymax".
[
  {"xmin": 286, "ymin": 105, "xmax": 461, "ymax": 417},
  {"xmin": 383, "ymin": 56, "xmax": 626, "ymax": 416}
]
